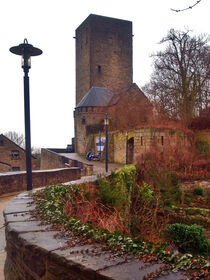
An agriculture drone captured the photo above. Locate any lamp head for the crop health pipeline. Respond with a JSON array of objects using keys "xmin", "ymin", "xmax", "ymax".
[{"xmin": 10, "ymin": 39, "xmax": 42, "ymax": 69}]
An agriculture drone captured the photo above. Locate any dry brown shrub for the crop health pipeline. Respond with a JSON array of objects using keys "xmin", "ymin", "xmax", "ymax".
[
  {"xmin": 136, "ymin": 134, "xmax": 210, "ymax": 182},
  {"xmin": 63, "ymin": 183, "xmax": 126, "ymax": 233}
]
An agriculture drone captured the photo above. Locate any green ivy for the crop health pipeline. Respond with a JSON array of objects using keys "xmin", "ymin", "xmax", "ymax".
[{"xmin": 32, "ymin": 185, "xmax": 209, "ymax": 278}]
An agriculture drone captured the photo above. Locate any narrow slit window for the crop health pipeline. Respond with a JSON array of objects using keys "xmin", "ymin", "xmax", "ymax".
[
  {"xmin": 98, "ymin": 65, "xmax": 101, "ymax": 73},
  {"xmin": 82, "ymin": 117, "xmax": 86, "ymax": 125},
  {"xmin": 141, "ymin": 136, "xmax": 143, "ymax": 146},
  {"xmin": 161, "ymin": 136, "xmax": 164, "ymax": 146}
]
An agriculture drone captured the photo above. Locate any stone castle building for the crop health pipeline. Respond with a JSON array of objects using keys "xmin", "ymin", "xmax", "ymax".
[
  {"xmin": 73, "ymin": 15, "xmax": 209, "ymax": 164},
  {"xmin": 74, "ymin": 14, "xmax": 151, "ymax": 157}
]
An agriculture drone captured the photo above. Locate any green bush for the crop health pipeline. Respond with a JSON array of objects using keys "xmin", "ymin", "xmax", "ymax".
[
  {"xmin": 164, "ymin": 199, "xmax": 172, "ymax": 208},
  {"xmin": 97, "ymin": 165, "xmax": 137, "ymax": 209},
  {"xmin": 157, "ymin": 172, "xmax": 182, "ymax": 207},
  {"xmin": 196, "ymin": 140, "xmax": 210, "ymax": 156},
  {"xmin": 185, "ymin": 197, "xmax": 191, "ymax": 206},
  {"xmin": 193, "ymin": 187, "xmax": 204, "ymax": 196},
  {"xmin": 165, "ymin": 223, "xmax": 209, "ymax": 254}
]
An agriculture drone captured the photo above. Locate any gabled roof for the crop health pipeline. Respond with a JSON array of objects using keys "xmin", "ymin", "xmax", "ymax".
[
  {"xmin": 76, "ymin": 87, "xmax": 114, "ymax": 108},
  {"xmin": 0, "ymin": 134, "xmax": 36, "ymax": 159}
]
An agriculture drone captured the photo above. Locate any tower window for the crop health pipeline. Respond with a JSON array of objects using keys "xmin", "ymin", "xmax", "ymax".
[
  {"xmin": 82, "ymin": 117, "xmax": 86, "ymax": 125},
  {"xmin": 161, "ymin": 136, "xmax": 164, "ymax": 146},
  {"xmin": 141, "ymin": 136, "xmax": 143, "ymax": 146},
  {"xmin": 97, "ymin": 65, "xmax": 101, "ymax": 73}
]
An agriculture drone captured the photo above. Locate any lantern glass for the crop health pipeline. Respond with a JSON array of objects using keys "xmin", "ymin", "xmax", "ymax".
[{"xmin": 21, "ymin": 56, "xmax": 31, "ymax": 68}]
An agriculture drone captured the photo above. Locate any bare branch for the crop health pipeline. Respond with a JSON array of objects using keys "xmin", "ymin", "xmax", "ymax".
[{"xmin": 171, "ymin": 0, "xmax": 202, "ymax": 12}]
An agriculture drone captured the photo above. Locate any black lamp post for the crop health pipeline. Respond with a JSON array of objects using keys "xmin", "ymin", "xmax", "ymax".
[
  {"xmin": 10, "ymin": 39, "xmax": 42, "ymax": 191},
  {"xmin": 104, "ymin": 114, "xmax": 109, "ymax": 173}
]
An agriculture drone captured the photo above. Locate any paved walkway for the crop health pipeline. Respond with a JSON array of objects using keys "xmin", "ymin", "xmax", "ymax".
[
  {"xmin": 0, "ymin": 195, "xmax": 15, "ymax": 280},
  {"xmin": 61, "ymin": 153, "xmax": 124, "ymax": 175}
]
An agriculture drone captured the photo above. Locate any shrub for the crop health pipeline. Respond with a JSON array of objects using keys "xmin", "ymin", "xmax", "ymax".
[
  {"xmin": 185, "ymin": 197, "xmax": 191, "ymax": 206},
  {"xmin": 193, "ymin": 187, "xmax": 204, "ymax": 196},
  {"xmin": 97, "ymin": 165, "xmax": 137, "ymax": 209},
  {"xmin": 196, "ymin": 140, "xmax": 210, "ymax": 156},
  {"xmin": 165, "ymin": 223, "xmax": 208, "ymax": 254}
]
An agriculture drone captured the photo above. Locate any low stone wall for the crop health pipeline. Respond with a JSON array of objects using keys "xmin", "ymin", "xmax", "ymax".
[
  {"xmin": 40, "ymin": 149, "xmax": 93, "ymax": 176},
  {"xmin": 0, "ymin": 167, "xmax": 81, "ymax": 197},
  {"xmin": 3, "ymin": 192, "xmax": 183, "ymax": 280}
]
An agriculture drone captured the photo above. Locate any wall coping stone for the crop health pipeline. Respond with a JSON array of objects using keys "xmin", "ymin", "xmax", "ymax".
[{"xmin": 4, "ymin": 191, "xmax": 187, "ymax": 280}]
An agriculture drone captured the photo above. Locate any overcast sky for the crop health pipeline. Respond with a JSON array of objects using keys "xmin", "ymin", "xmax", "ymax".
[{"xmin": 0, "ymin": 0, "xmax": 209, "ymax": 148}]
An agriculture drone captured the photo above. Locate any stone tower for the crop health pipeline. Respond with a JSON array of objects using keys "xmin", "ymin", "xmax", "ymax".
[{"xmin": 75, "ymin": 14, "xmax": 133, "ymax": 105}]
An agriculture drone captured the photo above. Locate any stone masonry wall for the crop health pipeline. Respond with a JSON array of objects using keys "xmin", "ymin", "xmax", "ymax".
[
  {"xmin": 93, "ymin": 128, "xmax": 190, "ymax": 164},
  {"xmin": 0, "ymin": 167, "xmax": 81, "ymax": 196},
  {"xmin": 3, "ymin": 190, "xmax": 184, "ymax": 279},
  {"xmin": 40, "ymin": 148, "xmax": 93, "ymax": 177},
  {"xmin": 74, "ymin": 107, "xmax": 106, "ymax": 155},
  {"xmin": 75, "ymin": 14, "xmax": 132, "ymax": 105}
]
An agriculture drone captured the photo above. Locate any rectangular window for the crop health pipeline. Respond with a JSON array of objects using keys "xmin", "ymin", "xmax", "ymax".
[
  {"xmin": 12, "ymin": 167, "xmax": 20, "ymax": 171},
  {"xmin": 141, "ymin": 136, "xmax": 143, "ymax": 146},
  {"xmin": 98, "ymin": 65, "xmax": 101, "ymax": 73},
  {"xmin": 11, "ymin": 150, "xmax": 20, "ymax": 160}
]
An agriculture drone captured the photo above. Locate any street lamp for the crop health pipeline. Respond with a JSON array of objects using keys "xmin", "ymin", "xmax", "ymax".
[
  {"xmin": 104, "ymin": 114, "xmax": 109, "ymax": 172},
  {"xmin": 10, "ymin": 39, "xmax": 42, "ymax": 191}
]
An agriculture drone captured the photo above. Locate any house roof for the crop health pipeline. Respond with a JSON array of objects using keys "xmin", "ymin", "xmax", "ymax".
[
  {"xmin": 0, "ymin": 134, "xmax": 36, "ymax": 159},
  {"xmin": 76, "ymin": 87, "xmax": 114, "ymax": 108}
]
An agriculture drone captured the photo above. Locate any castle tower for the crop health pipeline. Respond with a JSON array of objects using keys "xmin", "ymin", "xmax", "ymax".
[{"xmin": 75, "ymin": 14, "xmax": 133, "ymax": 105}]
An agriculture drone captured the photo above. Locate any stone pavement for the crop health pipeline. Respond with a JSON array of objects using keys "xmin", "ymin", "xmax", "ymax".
[
  {"xmin": 0, "ymin": 195, "xmax": 14, "ymax": 280},
  {"xmin": 60, "ymin": 153, "xmax": 124, "ymax": 175}
]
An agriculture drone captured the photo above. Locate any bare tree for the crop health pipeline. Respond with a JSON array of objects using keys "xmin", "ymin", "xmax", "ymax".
[
  {"xmin": 171, "ymin": 0, "xmax": 202, "ymax": 12},
  {"xmin": 143, "ymin": 29, "xmax": 210, "ymax": 125},
  {"xmin": 5, "ymin": 131, "xmax": 25, "ymax": 148}
]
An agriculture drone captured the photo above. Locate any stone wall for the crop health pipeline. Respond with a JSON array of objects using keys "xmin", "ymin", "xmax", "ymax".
[
  {"xmin": 0, "ymin": 167, "xmax": 81, "ymax": 196},
  {"xmin": 75, "ymin": 14, "xmax": 132, "ymax": 105},
  {"xmin": 3, "ymin": 192, "xmax": 183, "ymax": 280},
  {"xmin": 40, "ymin": 149, "xmax": 69, "ymax": 170},
  {"xmin": 91, "ymin": 128, "xmax": 190, "ymax": 164},
  {"xmin": 40, "ymin": 149, "xmax": 93, "ymax": 177},
  {"xmin": 74, "ymin": 106, "xmax": 106, "ymax": 155}
]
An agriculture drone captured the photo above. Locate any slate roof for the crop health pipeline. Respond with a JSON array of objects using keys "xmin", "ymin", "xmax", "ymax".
[{"xmin": 76, "ymin": 87, "xmax": 114, "ymax": 108}]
